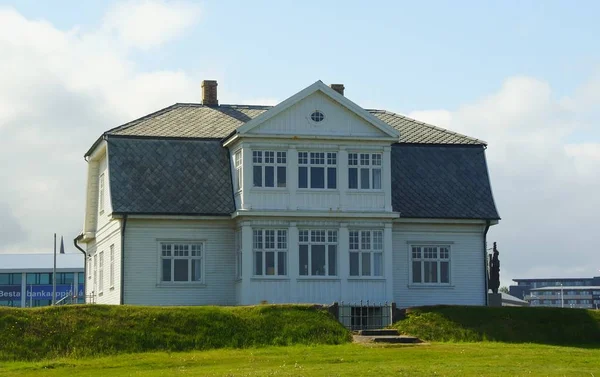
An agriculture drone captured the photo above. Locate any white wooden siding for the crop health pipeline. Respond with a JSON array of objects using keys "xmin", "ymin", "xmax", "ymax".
[
  {"xmin": 85, "ymin": 218, "xmax": 121, "ymax": 304},
  {"xmin": 392, "ymin": 223, "xmax": 486, "ymax": 308},
  {"xmin": 123, "ymin": 219, "xmax": 236, "ymax": 306},
  {"xmin": 250, "ymin": 92, "xmax": 387, "ymax": 138}
]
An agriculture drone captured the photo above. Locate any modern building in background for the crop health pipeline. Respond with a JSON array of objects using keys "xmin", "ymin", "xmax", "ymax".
[
  {"xmin": 509, "ymin": 277, "xmax": 600, "ymax": 309},
  {"xmin": 0, "ymin": 253, "xmax": 85, "ymax": 307}
]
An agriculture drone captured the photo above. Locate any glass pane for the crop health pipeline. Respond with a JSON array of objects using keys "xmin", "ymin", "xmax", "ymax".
[
  {"xmin": 255, "ymin": 252, "xmax": 263, "ymax": 275},
  {"xmin": 310, "ymin": 167, "xmax": 325, "ymax": 188},
  {"xmin": 192, "ymin": 259, "xmax": 202, "ymax": 281},
  {"xmin": 78, "ymin": 273, "xmax": 84, "ymax": 284},
  {"xmin": 174, "ymin": 259, "xmax": 188, "ymax": 282},
  {"xmin": 348, "ymin": 168, "xmax": 358, "ymax": 189},
  {"xmin": 361, "ymin": 253, "xmax": 371, "ymax": 276},
  {"xmin": 424, "ymin": 261, "xmax": 437, "ymax": 283},
  {"xmin": 277, "ymin": 252, "xmax": 286, "ymax": 276},
  {"xmin": 265, "ymin": 166, "xmax": 274, "ymax": 187},
  {"xmin": 441, "ymin": 261, "xmax": 449, "ymax": 283},
  {"xmin": 26, "ymin": 273, "xmax": 35, "ymax": 285},
  {"xmin": 327, "ymin": 168, "xmax": 336, "ymax": 189},
  {"xmin": 360, "ymin": 168, "xmax": 370, "ymax": 189},
  {"xmin": 266, "ymin": 252, "xmax": 275, "ymax": 275},
  {"xmin": 13, "ymin": 273, "xmax": 21, "ymax": 285},
  {"xmin": 349, "ymin": 252, "xmax": 359, "ymax": 276},
  {"xmin": 0, "ymin": 274, "xmax": 8, "ymax": 285},
  {"xmin": 299, "ymin": 245, "xmax": 309, "ymax": 276},
  {"xmin": 372, "ymin": 168, "xmax": 381, "ymax": 189},
  {"xmin": 412, "ymin": 261, "xmax": 421, "ymax": 283},
  {"xmin": 277, "ymin": 166, "xmax": 286, "ymax": 187},
  {"xmin": 253, "ymin": 166, "xmax": 262, "ymax": 187},
  {"xmin": 373, "ymin": 253, "xmax": 383, "ymax": 276},
  {"xmin": 64, "ymin": 273, "xmax": 75, "ymax": 285},
  {"xmin": 298, "ymin": 167, "xmax": 308, "ymax": 188},
  {"xmin": 328, "ymin": 245, "xmax": 337, "ymax": 276},
  {"xmin": 311, "ymin": 245, "xmax": 326, "ymax": 276},
  {"xmin": 162, "ymin": 259, "xmax": 171, "ymax": 281},
  {"xmin": 40, "ymin": 273, "xmax": 51, "ymax": 284}
]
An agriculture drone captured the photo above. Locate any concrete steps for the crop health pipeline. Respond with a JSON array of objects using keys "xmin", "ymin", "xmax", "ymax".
[{"xmin": 353, "ymin": 329, "xmax": 421, "ymax": 345}]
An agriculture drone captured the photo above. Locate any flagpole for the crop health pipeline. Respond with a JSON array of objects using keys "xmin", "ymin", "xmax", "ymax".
[{"xmin": 52, "ymin": 233, "xmax": 56, "ymax": 305}]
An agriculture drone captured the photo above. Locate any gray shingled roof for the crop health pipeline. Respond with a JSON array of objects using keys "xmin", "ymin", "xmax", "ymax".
[
  {"xmin": 106, "ymin": 103, "xmax": 486, "ymax": 145},
  {"xmin": 391, "ymin": 144, "xmax": 499, "ymax": 219},
  {"xmin": 106, "ymin": 137, "xmax": 499, "ymax": 219},
  {"xmin": 108, "ymin": 137, "xmax": 234, "ymax": 215}
]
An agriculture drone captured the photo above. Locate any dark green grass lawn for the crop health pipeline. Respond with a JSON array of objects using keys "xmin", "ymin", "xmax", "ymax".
[{"xmin": 2, "ymin": 343, "xmax": 599, "ymax": 377}]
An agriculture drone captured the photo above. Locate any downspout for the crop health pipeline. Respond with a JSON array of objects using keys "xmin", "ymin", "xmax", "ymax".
[
  {"xmin": 73, "ymin": 234, "xmax": 87, "ymax": 303},
  {"xmin": 120, "ymin": 215, "xmax": 128, "ymax": 305},
  {"xmin": 483, "ymin": 220, "xmax": 491, "ymax": 306}
]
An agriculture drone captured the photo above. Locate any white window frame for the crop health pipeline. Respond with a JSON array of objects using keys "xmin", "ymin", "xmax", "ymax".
[
  {"xmin": 98, "ymin": 251, "xmax": 104, "ymax": 294},
  {"xmin": 93, "ymin": 254, "xmax": 97, "ymax": 292},
  {"xmin": 87, "ymin": 257, "xmax": 92, "ymax": 280},
  {"xmin": 348, "ymin": 153, "xmax": 382, "ymax": 190},
  {"xmin": 349, "ymin": 230, "xmax": 383, "ymax": 277},
  {"xmin": 298, "ymin": 229, "xmax": 338, "ymax": 277},
  {"xmin": 409, "ymin": 244, "xmax": 451, "ymax": 285},
  {"xmin": 252, "ymin": 150, "xmax": 287, "ymax": 188},
  {"xmin": 159, "ymin": 242, "xmax": 205, "ymax": 284},
  {"xmin": 234, "ymin": 150, "xmax": 243, "ymax": 191},
  {"xmin": 298, "ymin": 151, "xmax": 337, "ymax": 189},
  {"xmin": 99, "ymin": 173, "xmax": 105, "ymax": 214},
  {"xmin": 109, "ymin": 244, "xmax": 115, "ymax": 289},
  {"xmin": 235, "ymin": 229, "xmax": 242, "ymax": 279},
  {"xmin": 253, "ymin": 229, "xmax": 287, "ymax": 277}
]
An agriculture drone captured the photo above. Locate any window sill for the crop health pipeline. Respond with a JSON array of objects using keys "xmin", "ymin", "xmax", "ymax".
[
  {"xmin": 347, "ymin": 277, "xmax": 386, "ymax": 281},
  {"xmin": 296, "ymin": 189, "xmax": 337, "ymax": 193},
  {"xmin": 250, "ymin": 187, "xmax": 288, "ymax": 192},
  {"xmin": 408, "ymin": 284, "xmax": 454, "ymax": 289},
  {"xmin": 251, "ymin": 277, "xmax": 289, "ymax": 281},
  {"xmin": 346, "ymin": 190, "xmax": 385, "ymax": 194},
  {"xmin": 155, "ymin": 283, "xmax": 206, "ymax": 288},
  {"xmin": 109, "ymin": 287, "xmax": 115, "ymax": 291},
  {"xmin": 98, "ymin": 292, "xmax": 103, "ymax": 297},
  {"xmin": 297, "ymin": 277, "xmax": 340, "ymax": 281}
]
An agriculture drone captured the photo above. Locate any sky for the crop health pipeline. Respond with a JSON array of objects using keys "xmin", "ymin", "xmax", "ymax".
[{"xmin": 0, "ymin": 0, "xmax": 598, "ymax": 288}]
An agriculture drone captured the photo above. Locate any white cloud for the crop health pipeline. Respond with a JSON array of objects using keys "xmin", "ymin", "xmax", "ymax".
[
  {"xmin": 0, "ymin": 4, "xmax": 202, "ymax": 254},
  {"xmin": 103, "ymin": 0, "xmax": 201, "ymax": 50},
  {"xmin": 410, "ymin": 76, "xmax": 600, "ymax": 284}
]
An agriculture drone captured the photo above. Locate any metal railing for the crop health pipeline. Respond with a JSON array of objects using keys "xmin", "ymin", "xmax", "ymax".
[{"xmin": 338, "ymin": 301, "xmax": 392, "ymax": 330}]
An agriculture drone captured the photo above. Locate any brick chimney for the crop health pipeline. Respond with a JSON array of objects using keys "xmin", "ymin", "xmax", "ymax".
[
  {"xmin": 202, "ymin": 80, "xmax": 218, "ymax": 106},
  {"xmin": 330, "ymin": 84, "xmax": 345, "ymax": 96}
]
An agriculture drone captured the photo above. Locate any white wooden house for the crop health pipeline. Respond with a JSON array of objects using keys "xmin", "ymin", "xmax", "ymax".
[{"xmin": 76, "ymin": 80, "xmax": 500, "ymax": 309}]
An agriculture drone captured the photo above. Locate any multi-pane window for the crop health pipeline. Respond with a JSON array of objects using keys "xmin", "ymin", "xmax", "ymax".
[
  {"xmin": 253, "ymin": 229, "xmax": 287, "ymax": 276},
  {"xmin": 348, "ymin": 153, "xmax": 382, "ymax": 190},
  {"xmin": 55, "ymin": 272, "xmax": 75, "ymax": 285},
  {"xmin": 298, "ymin": 152, "xmax": 337, "ymax": 189},
  {"xmin": 234, "ymin": 150, "xmax": 243, "ymax": 191},
  {"xmin": 411, "ymin": 245, "xmax": 450, "ymax": 284},
  {"xmin": 235, "ymin": 229, "xmax": 242, "ymax": 279},
  {"xmin": 0, "ymin": 273, "xmax": 22, "ymax": 285},
  {"xmin": 253, "ymin": 151, "xmax": 287, "ymax": 188},
  {"xmin": 99, "ymin": 251, "xmax": 104, "ymax": 293},
  {"xmin": 160, "ymin": 243, "xmax": 204, "ymax": 283},
  {"xmin": 299, "ymin": 230, "xmax": 337, "ymax": 276},
  {"xmin": 99, "ymin": 173, "xmax": 105, "ymax": 213},
  {"xmin": 26, "ymin": 273, "xmax": 52, "ymax": 285},
  {"xmin": 349, "ymin": 230, "xmax": 383, "ymax": 277},
  {"xmin": 109, "ymin": 244, "xmax": 115, "ymax": 288}
]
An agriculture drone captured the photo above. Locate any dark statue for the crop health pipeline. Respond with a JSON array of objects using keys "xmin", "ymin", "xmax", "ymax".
[{"xmin": 488, "ymin": 242, "xmax": 500, "ymax": 294}]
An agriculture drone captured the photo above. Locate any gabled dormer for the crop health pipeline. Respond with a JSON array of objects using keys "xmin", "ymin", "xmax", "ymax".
[{"xmin": 223, "ymin": 81, "xmax": 399, "ymax": 215}]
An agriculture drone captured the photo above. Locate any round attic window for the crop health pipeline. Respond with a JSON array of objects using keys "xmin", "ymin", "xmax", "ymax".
[{"xmin": 310, "ymin": 110, "xmax": 325, "ymax": 123}]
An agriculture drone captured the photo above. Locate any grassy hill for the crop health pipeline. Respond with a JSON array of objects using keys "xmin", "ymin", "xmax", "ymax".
[
  {"xmin": 0, "ymin": 304, "xmax": 351, "ymax": 361},
  {"xmin": 392, "ymin": 305, "xmax": 600, "ymax": 345}
]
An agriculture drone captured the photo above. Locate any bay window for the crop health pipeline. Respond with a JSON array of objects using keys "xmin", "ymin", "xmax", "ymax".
[
  {"xmin": 253, "ymin": 229, "xmax": 287, "ymax": 276},
  {"xmin": 299, "ymin": 230, "xmax": 337, "ymax": 276},
  {"xmin": 348, "ymin": 153, "xmax": 382, "ymax": 190},
  {"xmin": 253, "ymin": 151, "xmax": 286, "ymax": 188},
  {"xmin": 298, "ymin": 152, "xmax": 337, "ymax": 189},
  {"xmin": 160, "ymin": 242, "xmax": 204, "ymax": 283},
  {"xmin": 349, "ymin": 230, "xmax": 383, "ymax": 277},
  {"xmin": 411, "ymin": 245, "xmax": 450, "ymax": 284}
]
